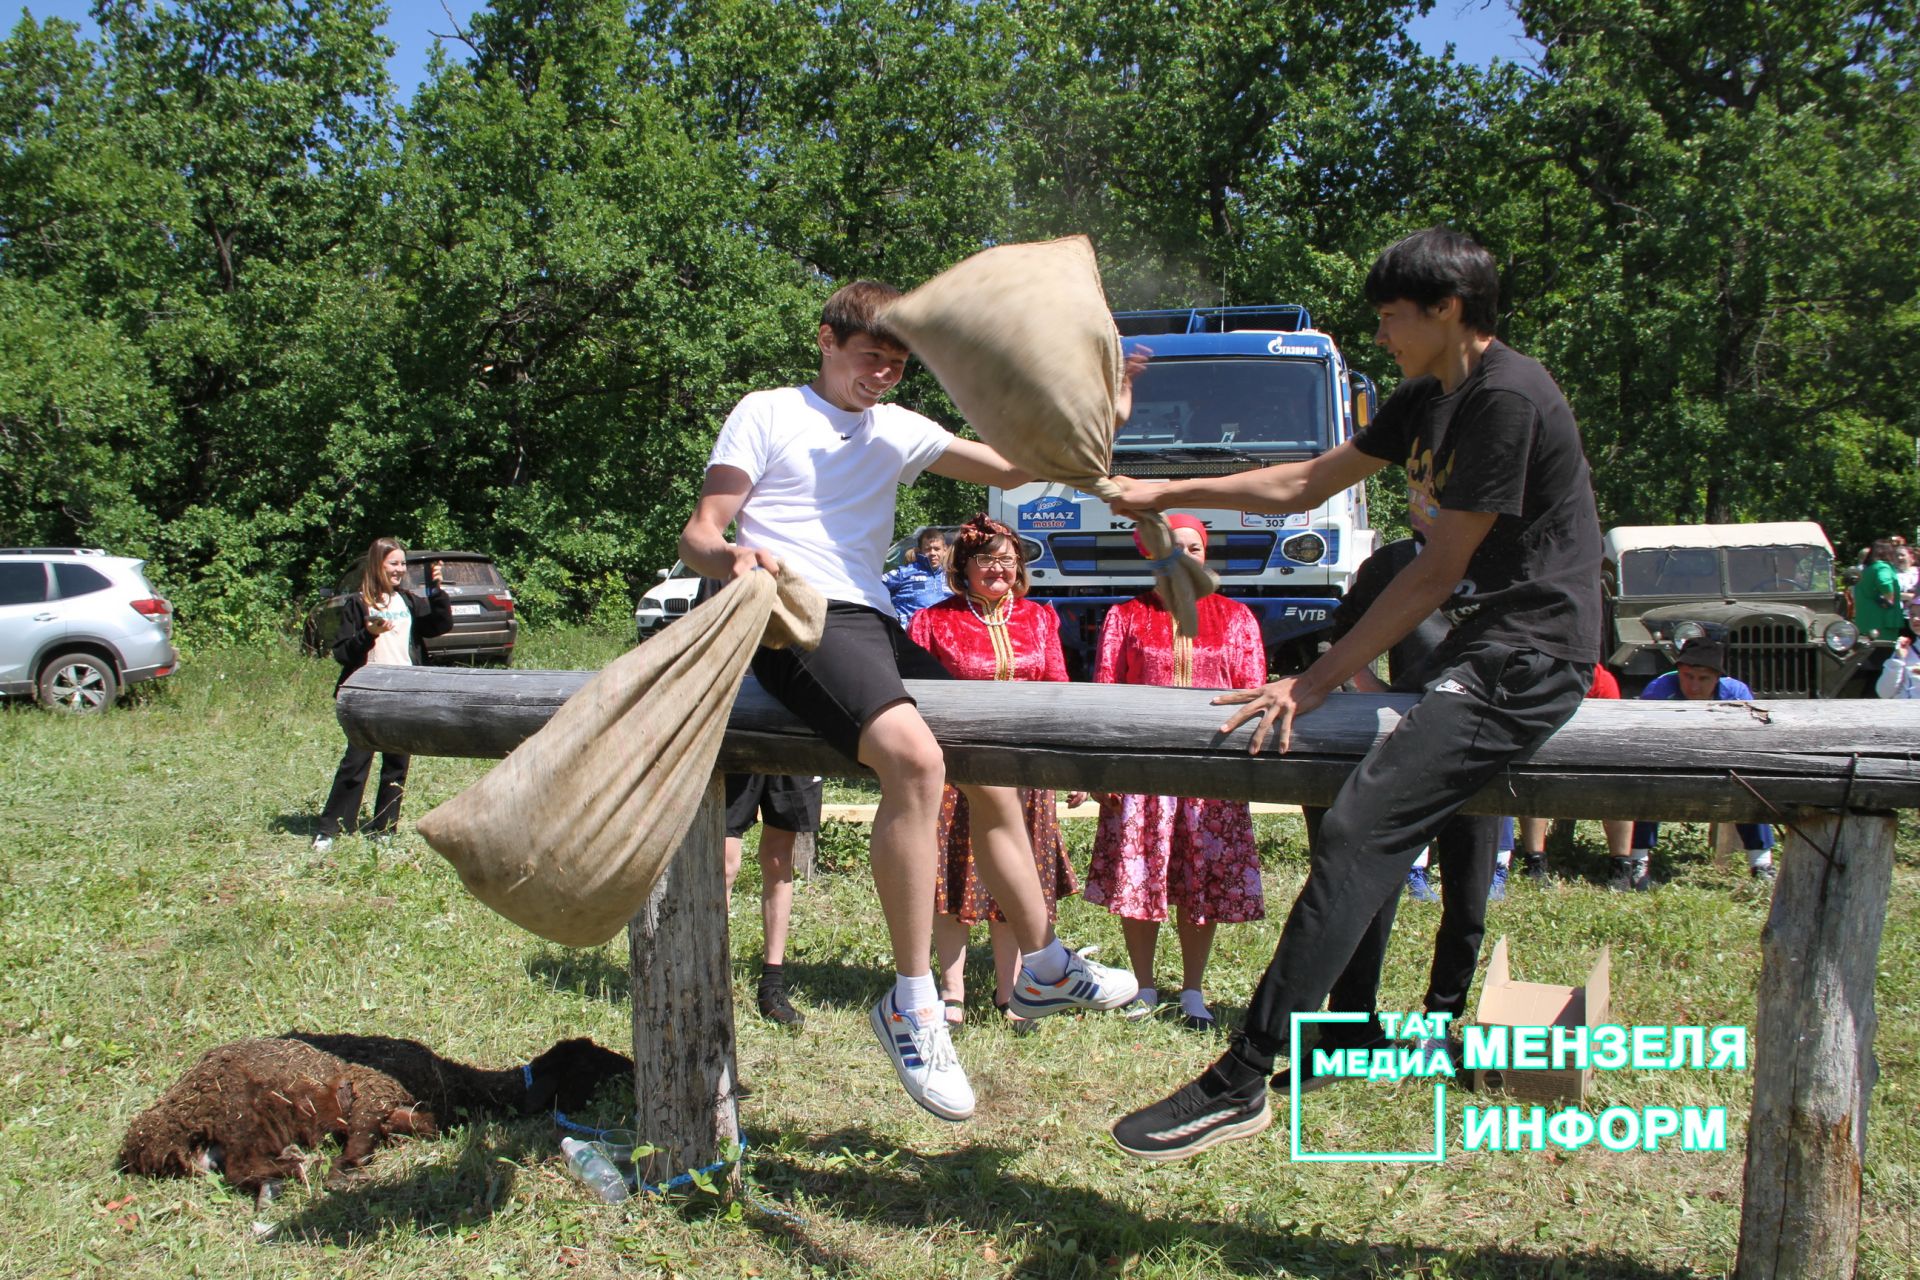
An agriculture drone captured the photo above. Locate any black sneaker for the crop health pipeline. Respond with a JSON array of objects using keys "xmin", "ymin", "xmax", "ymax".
[
  {"xmin": 1750, "ymin": 862, "xmax": 1776, "ymax": 883},
  {"xmin": 1269, "ymin": 1026, "xmax": 1390, "ymax": 1095},
  {"xmin": 1522, "ymin": 852, "xmax": 1548, "ymax": 881},
  {"xmin": 757, "ymin": 984, "xmax": 804, "ymax": 1029},
  {"xmin": 1607, "ymin": 856, "xmax": 1634, "ymax": 892},
  {"xmin": 1111, "ymin": 1066, "xmax": 1271, "ymax": 1162}
]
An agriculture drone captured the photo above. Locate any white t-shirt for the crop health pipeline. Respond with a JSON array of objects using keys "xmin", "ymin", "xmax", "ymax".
[
  {"xmin": 707, "ymin": 385, "xmax": 953, "ymax": 612},
  {"xmin": 367, "ymin": 594, "xmax": 413, "ymax": 666}
]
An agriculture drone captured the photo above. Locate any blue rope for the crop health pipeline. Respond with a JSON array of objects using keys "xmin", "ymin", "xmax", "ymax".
[{"xmin": 528, "ymin": 1064, "xmax": 808, "ymax": 1221}]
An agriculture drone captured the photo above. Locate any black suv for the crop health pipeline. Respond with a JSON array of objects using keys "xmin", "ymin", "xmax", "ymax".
[{"xmin": 304, "ymin": 550, "xmax": 517, "ymax": 665}]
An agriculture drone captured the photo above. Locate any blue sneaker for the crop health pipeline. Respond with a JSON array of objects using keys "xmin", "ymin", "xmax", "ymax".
[
  {"xmin": 1406, "ymin": 866, "xmax": 1438, "ymax": 903},
  {"xmin": 1488, "ymin": 863, "xmax": 1509, "ymax": 902},
  {"xmin": 1007, "ymin": 945, "xmax": 1140, "ymax": 1020}
]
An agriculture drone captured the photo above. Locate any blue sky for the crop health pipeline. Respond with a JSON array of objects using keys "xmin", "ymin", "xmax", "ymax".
[{"xmin": 14, "ymin": 1, "xmax": 1538, "ymax": 99}]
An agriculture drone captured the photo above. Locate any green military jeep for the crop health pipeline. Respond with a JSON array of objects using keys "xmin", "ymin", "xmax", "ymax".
[{"xmin": 1602, "ymin": 522, "xmax": 1874, "ymax": 698}]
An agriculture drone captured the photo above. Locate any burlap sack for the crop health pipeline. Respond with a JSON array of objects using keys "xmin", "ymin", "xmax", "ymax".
[
  {"xmin": 883, "ymin": 235, "xmax": 1217, "ymax": 635},
  {"xmin": 417, "ymin": 566, "xmax": 824, "ymax": 947}
]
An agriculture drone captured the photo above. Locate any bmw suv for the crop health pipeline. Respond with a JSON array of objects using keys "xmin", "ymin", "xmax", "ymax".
[{"xmin": 0, "ymin": 548, "xmax": 180, "ymax": 712}]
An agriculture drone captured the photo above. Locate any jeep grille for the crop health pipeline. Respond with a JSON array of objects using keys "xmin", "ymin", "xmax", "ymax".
[{"xmin": 1725, "ymin": 622, "xmax": 1815, "ymax": 696}]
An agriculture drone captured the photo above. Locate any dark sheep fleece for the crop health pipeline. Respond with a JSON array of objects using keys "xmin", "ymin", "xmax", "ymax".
[{"xmin": 119, "ymin": 1033, "xmax": 633, "ymax": 1194}]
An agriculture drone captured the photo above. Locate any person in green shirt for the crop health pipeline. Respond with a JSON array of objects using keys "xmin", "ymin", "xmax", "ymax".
[{"xmin": 1855, "ymin": 538, "xmax": 1907, "ymax": 642}]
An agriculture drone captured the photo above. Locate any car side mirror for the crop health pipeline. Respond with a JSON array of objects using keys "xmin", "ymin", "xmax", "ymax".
[{"xmin": 656, "ymin": 568, "xmax": 671, "ymax": 582}]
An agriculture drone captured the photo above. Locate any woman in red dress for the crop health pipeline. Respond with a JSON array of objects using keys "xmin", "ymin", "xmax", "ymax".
[
  {"xmin": 1076, "ymin": 515, "xmax": 1267, "ymax": 1029},
  {"xmin": 909, "ymin": 514, "xmax": 1077, "ymax": 1029}
]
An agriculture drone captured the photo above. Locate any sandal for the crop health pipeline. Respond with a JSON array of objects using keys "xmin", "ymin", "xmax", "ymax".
[{"xmin": 995, "ymin": 999, "xmax": 1040, "ymax": 1037}]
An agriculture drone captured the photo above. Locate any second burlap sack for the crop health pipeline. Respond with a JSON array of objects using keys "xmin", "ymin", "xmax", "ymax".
[
  {"xmin": 417, "ymin": 566, "xmax": 824, "ymax": 947},
  {"xmin": 883, "ymin": 234, "xmax": 1216, "ymax": 635}
]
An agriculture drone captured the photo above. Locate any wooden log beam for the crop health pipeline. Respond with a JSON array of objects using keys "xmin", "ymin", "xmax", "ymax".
[
  {"xmin": 1736, "ymin": 811, "xmax": 1895, "ymax": 1280},
  {"xmin": 338, "ymin": 667, "xmax": 1920, "ymax": 821},
  {"xmin": 628, "ymin": 777, "xmax": 742, "ymax": 1190}
]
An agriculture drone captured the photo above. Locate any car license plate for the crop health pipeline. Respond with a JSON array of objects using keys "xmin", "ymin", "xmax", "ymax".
[{"xmin": 452, "ymin": 603, "xmax": 482, "ymax": 616}]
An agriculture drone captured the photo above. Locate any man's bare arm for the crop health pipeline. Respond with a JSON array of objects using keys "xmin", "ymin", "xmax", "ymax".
[
  {"xmin": 925, "ymin": 437, "xmax": 1030, "ymax": 487},
  {"xmin": 1214, "ymin": 508, "xmax": 1498, "ymax": 753},
  {"xmin": 679, "ymin": 466, "xmax": 779, "ymax": 581},
  {"xmin": 1109, "ymin": 440, "xmax": 1388, "ymax": 518}
]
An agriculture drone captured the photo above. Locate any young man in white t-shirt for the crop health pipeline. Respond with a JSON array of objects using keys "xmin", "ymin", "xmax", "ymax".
[{"xmin": 679, "ymin": 281, "xmax": 1138, "ymax": 1121}]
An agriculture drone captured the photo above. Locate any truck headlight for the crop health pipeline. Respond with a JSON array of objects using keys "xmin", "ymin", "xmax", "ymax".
[
  {"xmin": 1671, "ymin": 620, "xmax": 1706, "ymax": 645},
  {"xmin": 1281, "ymin": 532, "xmax": 1327, "ymax": 564},
  {"xmin": 1824, "ymin": 620, "xmax": 1859, "ymax": 653}
]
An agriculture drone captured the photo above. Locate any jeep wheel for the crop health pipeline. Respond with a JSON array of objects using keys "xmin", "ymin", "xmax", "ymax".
[{"xmin": 38, "ymin": 651, "xmax": 118, "ymax": 713}]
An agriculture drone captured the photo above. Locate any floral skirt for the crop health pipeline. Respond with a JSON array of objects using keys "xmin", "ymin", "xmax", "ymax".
[
  {"xmin": 933, "ymin": 786, "xmax": 1076, "ymax": 925},
  {"xmin": 1082, "ymin": 794, "xmax": 1264, "ymax": 925}
]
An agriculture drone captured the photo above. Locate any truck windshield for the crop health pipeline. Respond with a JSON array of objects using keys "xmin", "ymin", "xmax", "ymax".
[{"xmin": 1115, "ymin": 358, "xmax": 1330, "ymax": 453}]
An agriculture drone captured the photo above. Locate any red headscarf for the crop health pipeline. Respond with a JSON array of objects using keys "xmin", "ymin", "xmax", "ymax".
[{"xmin": 1132, "ymin": 513, "xmax": 1208, "ymax": 558}]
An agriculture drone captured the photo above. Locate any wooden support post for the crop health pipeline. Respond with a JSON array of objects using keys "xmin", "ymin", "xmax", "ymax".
[
  {"xmin": 629, "ymin": 775, "xmax": 742, "ymax": 1192},
  {"xmin": 1736, "ymin": 810, "xmax": 1895, "ymax": 1280},
  {"xmin": 791, "ymin": 829, "xmax": 816, "ymax": 881}
]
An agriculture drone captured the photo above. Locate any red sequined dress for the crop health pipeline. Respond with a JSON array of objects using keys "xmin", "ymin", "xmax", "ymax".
[
  {"xmin": 1082, "ymin": 592, "xmax": 1267, "ymax": 924},
  {"xmin": 908, "ymin": 593, "xmax": 1077, "ymax": 924}
]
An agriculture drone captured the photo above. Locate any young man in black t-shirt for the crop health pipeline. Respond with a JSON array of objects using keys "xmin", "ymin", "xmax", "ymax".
[{"xmin": 1106, "ymin": 227, "xmax": 1601, "ymax": 1161}]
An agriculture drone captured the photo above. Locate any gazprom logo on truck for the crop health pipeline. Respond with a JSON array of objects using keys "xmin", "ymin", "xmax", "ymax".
[
  {"xmin": 1019, "ymin": 495, "xmax": 1080, "ymax": 530},
  {"xmin": 1267, "ymin": 336, "xmax": 1323, "ymax": 357}
]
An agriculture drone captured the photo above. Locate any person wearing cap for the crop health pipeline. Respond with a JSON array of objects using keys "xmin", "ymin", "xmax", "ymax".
[
  {"xmin": 1072, "ymin": 514, "xmax": 1268, "ymax": 1031},
  {"xmin": 1624, "ymin": 637, "xmax": 1775, "ymax": 889}
]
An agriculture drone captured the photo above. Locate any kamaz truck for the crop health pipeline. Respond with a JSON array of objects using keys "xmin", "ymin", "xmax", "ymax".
[{"xmin": 989, "ymin": 305, "xmax": 1378, "ymax": 678}]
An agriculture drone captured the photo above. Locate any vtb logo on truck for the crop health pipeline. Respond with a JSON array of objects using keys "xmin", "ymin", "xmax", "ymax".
[{"xmin": 1283, "ymin": 605, "xmax": 1331, "ymax": 623}]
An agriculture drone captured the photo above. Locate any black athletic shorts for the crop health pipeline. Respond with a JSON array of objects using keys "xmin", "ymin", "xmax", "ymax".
[
  {"xmin": 749, "ymin": 601, "xmax": 952, "ymax": 762},
  {"xmin": 723, "ymin": 773, "xmax": 824, "ymax": 838}
]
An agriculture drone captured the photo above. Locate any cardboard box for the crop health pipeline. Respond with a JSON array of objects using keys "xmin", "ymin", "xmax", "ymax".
[{"xmin": 1470, "ymin": 936, "xmax": 1611, "ymax": 1106}]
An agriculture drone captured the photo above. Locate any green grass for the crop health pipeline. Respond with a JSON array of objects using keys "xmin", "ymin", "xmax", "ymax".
[{"xmin": 1, "ymin": 626, "xmax": 1916, "ymax": 1279}]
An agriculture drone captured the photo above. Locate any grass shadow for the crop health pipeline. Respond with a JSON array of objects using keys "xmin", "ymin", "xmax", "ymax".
[
  {"xmin": 738, "ymin": 1124, "xmax": 1706, "ymax": 1279},
  {"xmin": 525, "ymin": 947, "xmax": 631, "ymax": 1004},
  {"xmin": 763, "ymin": 958, "xmax": 892, "ymax": 1015},
  {"xmin": 266, "ymin": 1119, "xmax": 553, "ymax": 1246},
  {"xmin": 268, "ymin": 812, "xmax": 326, "ymax": 838}
]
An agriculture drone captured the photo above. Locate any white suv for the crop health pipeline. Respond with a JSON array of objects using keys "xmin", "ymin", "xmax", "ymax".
[{"xmin": 0, "ymin": 548, "xmax": 179, "ymax": 712}]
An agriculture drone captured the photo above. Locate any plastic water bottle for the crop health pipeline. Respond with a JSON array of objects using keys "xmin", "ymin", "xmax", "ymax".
[{"xmin": 561, "ymin": 1137, "xmax": 631, "ymax": 1203}]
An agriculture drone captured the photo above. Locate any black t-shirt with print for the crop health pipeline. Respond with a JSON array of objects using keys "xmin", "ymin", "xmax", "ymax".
[{"xmin": 1352, "ymin": 341, "xmax": 1602, "ymax": 664}]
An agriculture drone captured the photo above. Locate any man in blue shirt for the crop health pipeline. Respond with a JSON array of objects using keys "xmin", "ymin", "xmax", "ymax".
[
  {"xmin": 1623, "ymin": 636, "xmax": 1775, "ymax": 890},
  {"xmin": 882, "ymin": 527, "xmax": 952, "ymax": 625}
]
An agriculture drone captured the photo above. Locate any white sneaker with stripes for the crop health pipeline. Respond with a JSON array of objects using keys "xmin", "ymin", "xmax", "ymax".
[
  {"xmin": 869, "ymin": 993, "xmax": 975, "ymax": 1121},
  {"xmin": 1006, "ymin": 945, "xmax": 1140, "ymax": 1021}
]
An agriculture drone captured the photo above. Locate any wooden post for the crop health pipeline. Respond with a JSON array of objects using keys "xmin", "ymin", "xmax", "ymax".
[
  {"xmin": 1736, "ymin": 810, "xmax": 1895, "ymax": 1280},
  {"xmin": 629, "ymin": 775, "xmax": 742, "ymax": 1192},
  {"xmin": 791, "ymin": 829, "xmax": 817, "ymax": 881}
]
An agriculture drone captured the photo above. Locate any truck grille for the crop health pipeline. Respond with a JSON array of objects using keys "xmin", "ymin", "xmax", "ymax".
[
  {"xmin": 1110, "ymin": 458, "xmax": 1266, "ymax": 479},
  {"xmin": 1048, "ymin": 532, "xmax": 1276, "ymax": 576},
  {"xmin": 1725, "ymin": 622, "xmax": 1814, "ymax": 696}
]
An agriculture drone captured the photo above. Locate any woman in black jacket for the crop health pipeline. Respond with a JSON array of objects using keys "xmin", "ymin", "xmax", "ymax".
[{"xmin": 314, "ymin": 537, "xmax": 453, "ymax": 850}]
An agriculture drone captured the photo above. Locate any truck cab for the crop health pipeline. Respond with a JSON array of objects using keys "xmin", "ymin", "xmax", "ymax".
[{"xmin": 989, "ymin": 305, "xmax": 1376, "ymax": 677}]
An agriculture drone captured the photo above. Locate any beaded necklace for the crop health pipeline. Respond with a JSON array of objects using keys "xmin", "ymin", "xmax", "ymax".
[{"xmin": 965, "ymin": 592, "xmax": 1018, "ymax": 681}]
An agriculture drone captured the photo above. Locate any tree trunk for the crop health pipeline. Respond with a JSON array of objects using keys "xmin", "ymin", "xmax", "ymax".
[
  {"xmin": 1736, "ymin": 811, "xmax": 1894, "ymax": 1279},
  {"xmin": 628, "ymin": 775, "xmax": 742, "ymax": 1192}
]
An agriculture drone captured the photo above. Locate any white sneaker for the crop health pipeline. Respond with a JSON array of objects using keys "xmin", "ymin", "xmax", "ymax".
[
  {"xmin": 870, "ymin": 993, "xmax": 974, "ymax": 1122},
  {"xmin": 1007, "ymin": 945, "xmax": 1140, "ymax": 1020},
  {"xmin": 311, "ymin": 835, "xmax": 334, "ymax": 853}
]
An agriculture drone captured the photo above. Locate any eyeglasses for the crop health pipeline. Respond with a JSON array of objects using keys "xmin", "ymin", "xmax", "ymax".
[{"xmin": 971, "ymin": 554, "xmax": 1020, "ymax": 569}]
